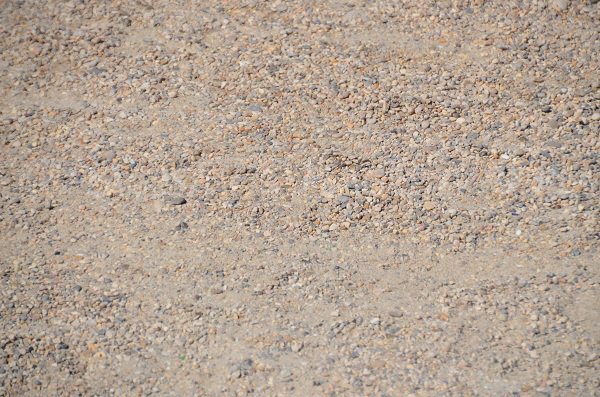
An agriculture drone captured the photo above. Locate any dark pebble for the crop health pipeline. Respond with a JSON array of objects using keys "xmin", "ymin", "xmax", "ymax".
[{"xmin": 175, "ymin": 221, "xmax": 189, "ymax": 231}]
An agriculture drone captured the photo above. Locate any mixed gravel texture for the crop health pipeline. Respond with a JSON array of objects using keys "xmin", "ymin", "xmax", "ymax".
[{"xmin": 1, "ymin": 0, "xmax": 599, "ymax": 395}]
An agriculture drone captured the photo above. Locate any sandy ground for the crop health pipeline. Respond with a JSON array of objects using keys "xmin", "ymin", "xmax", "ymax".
[{"xmin": 1, "ymin": 0, "xmax": 599, "ymax": 395}]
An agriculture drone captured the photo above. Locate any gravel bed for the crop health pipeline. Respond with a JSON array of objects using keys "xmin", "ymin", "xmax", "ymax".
[{"xmin": 1, "ymin": 0, "xmax": 598, "ymax": 395}]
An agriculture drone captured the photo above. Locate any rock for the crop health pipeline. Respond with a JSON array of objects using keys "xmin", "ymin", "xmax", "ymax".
[
  {"xmin": 291, "ymin": 341, "xmax": 304, "ymax": 353},
  {"xmin": 279, "ymin": 369, "xmax": 293, "ymax": 381},
  {"xmin": 369, "ymin": 168, "xmax": 386, "ymax": 179},
  {"xmin": 423, "ymin": 201, "xmax": 436, "ymax": 211},
  {"xmin": 210, "ymin": 286, "xmax": 224, "ymax": 295},
  {"xmin": 336, "ymin": 195, "xmax": 351, "ymax": 205},
  {"xmin": 164, "ymin": 196, "xmax": 187, "ymax": 205},
  {"xmin": 384, "ymin": 325, "xmax": 400, "ymax": 336},
  {"xmin": 175, "ymin": 221, "xmax": 189, "ymax": 231},
  {"xmin": 550, "ymin": 0, "xmax": 569, "ymax": 11},
  {"xmin": 229, "ymin": 358, "xmax": 253, "ymax": 378}
]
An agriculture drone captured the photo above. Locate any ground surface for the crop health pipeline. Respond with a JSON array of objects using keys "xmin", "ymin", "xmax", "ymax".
[{"xmin": 1, "ymin": 0, "xmax": 599, "ymax": 396}]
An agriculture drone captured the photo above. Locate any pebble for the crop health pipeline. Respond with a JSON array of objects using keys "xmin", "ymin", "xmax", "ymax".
[
  {"xmin": 423, "ymin": 201, "xmax": 436, "ymax": 211},
  {"xmin": 551, "ymin": 0, "xmax": 569, "ymax": 11},
  {"xmin": 164, "ymin": 196, "xmax": 187, "ymax": 206},
  {"xmin": 175, "ymin": 221, "xmax": 189, "ymax": 232}
]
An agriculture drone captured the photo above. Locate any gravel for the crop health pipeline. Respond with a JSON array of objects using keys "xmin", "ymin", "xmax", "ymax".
[{"xmin": 1, "ymin": 0, "xmax": 599, "ymax": 395}]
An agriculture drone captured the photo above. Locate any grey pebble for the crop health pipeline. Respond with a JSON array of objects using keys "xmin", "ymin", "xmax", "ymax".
[{"xmin": 164, "ymin": 196, "xmax": 186, "ymax": 206}]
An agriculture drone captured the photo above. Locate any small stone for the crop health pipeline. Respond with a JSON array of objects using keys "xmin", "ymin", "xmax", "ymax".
[
  {"xmin": 229, "ymin": 366, "xmax": 242, "ymax": 379},
  {"xmin": 210, "ymin": 287, "xmax": 224, "ymax": 295},
  {"xmin": 423, "ymin": 201, "xmax": 435, "ymax": 211},
  {"xmin": 336, "ymin": 195, "xmax": 351, "ymax": 205},
  {"xmin": 291, "ymin": 341, "xmax": 304, "ymax": 353},
  {"xmin": 164, "ymin": 196, "xmax": 187, "ymax": 205},
  {"xmin": 550, "ymin": 0, "xmax": 569, "ymax": 11},
  {"xmin": 175, "ymin": 221, "xmax": 189, "ymax": 231},
  {"xmin": 280, "ymin": 369, "xmax": 293, "ymax": 381},
  {"xmin": 370, "ymin": 168, "xmax": 385, "ymax": 178},
  {"xmin": 101, "ymin": 150, "xmax": 116, "ymax": 162},
  {"xmin": 229, "ymin": 358, "xmax": 253, "ymax": 378},
  {"xmin": 384, "ymin": 325, "xmax": 400, "ymax": 336}
]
